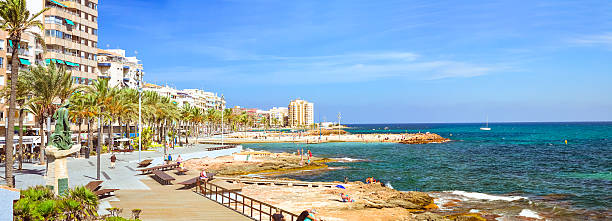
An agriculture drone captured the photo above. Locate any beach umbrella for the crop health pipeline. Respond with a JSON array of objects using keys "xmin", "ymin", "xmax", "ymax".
[{"xmin": 335, "ymin": 185, "xmax": 346, "ymax": 189}]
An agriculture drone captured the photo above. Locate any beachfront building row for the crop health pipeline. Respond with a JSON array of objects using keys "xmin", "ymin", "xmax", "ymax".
[
  {"xmin": 0, "ymin": 0, "xmax": 99, "ymax": 135},
  {"xmin": 230, "ymin": 106, "xmax": 289, "ymax": 127},
  {"xmin": 288, "ymin": 99, "xmax": 314, "ymax": 128},
  {"xmin": 143, "ymin": 84, "xmax": 226, "ymax": 111},
  {"xmin": 96, "ymin": 49, "xmax": 143, "ymax": 89}
]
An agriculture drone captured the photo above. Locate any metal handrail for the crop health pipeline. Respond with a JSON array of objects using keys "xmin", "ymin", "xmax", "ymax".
[{"xmin": 196, "ymin": 179, "xmax": 300, "ymax": 221}]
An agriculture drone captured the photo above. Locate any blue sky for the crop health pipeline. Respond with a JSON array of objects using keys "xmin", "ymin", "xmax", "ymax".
[{"xmin": 99, "ymin": 0, "xmax": 612, "ymax": 123}]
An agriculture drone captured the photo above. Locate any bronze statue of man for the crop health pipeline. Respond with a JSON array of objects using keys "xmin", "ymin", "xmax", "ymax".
[{"xmin": 50, "ymin": 101, "xmax": 73, "ymax": 150}]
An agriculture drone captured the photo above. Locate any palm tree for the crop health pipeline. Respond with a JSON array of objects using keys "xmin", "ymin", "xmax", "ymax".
[
  {"xmin": 69, "ymin": 92, "xmax": 89, "ymax": 155},
  {"xmin": 63, "ymin": 186, "xmax": 99, "ymax": 220},
  {"xmin": 0, "ymin": 71, "xmax": 30, "ymax": 170},
  {"xmin": 22, "ymin": 63, "xmax": 66, "ymax": 165},
  {"xmin": 0, "ymin": 0, "xmax": 48, "ymax": 187},
  {"xmin": 88, "ymin": 79, "xmax": 112, "ymax": 180}
]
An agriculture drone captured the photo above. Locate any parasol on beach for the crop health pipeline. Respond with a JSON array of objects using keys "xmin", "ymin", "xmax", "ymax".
[{"xmin": 335, "ymin": 185, "xmax": 346, "ymax": 189}]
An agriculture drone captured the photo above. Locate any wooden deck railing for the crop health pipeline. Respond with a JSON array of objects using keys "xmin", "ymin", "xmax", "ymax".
[{"xmin": 195, "ymin": 179, "xmax": 300, "ymax": 221}]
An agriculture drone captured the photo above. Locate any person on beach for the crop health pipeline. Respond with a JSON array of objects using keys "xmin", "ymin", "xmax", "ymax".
[
  {"xmin": 168, "ymin": 154, "xmax": 173, "ymax": 163},
  {"xmin": 200, "ymin": 169, "xmax": 209, "ymax": 182},
  {"xmin": 176, "ymin": 155, "xmax": 183, "ymax": 168},
  {"xmin": 110, "ymin": 154, "xmax": 116, "ymax": 169},
  {"xmin": 304, "ymin": 209, "xmax": 318, "ymax": 221},
  {"xmin": 272, "ymin": 209, "xmax": 286, "ymax": 221},
  {"xmin": 297, "ymin": 209, "xmax": 319, "ymax": 221},
  {"xmin": 341, "ymin": 193, "xmax": 355, "ymax": 202}
]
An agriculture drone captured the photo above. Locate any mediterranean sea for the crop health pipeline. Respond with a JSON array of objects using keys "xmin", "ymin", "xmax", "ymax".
[{"xmin": 243, "ymin": 122, "xmax": 612, "ymax": 217}]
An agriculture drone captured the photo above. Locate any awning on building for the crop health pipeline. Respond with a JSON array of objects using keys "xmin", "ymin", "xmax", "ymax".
[
  {"xmin": 98, "ymin": 76, "xmax": 111, "ymax": 79},
  {"xmin": 50, "ymin": 0, "xmax": 67, "ymax": 7},
  {"xmin": 65, "ymin": 19, "xmax": 74, "ymax": 25},
  {"xmin": 65, "ymin": 61, "xmax": 80, "ymax": 67},
  {"xmin": 8, "ymin": 40, "xmax": 20, "ymax": 49},
  {"xmin": 56, "ymin": 60, "xmax": 65, "ymax": 64},
  {"xmin": 123, "ymin": 66, "xmax": 130, "ymax": 69},
  {"xmin": 98, "ymin": 63, "xmax": 111, "ymax": 67},
  {"xmin": 19, "ymin": 58, "xmax": 30, "ymax": 66},
  {"xmin": 123, "ymin": 78, "xmax": 130, "ymax": 81}
]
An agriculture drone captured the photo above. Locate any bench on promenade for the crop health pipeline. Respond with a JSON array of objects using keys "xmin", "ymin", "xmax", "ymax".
[
  {"xmin": 175, "ymin": 167, "xmax": 189, "ymax": 175},
  {"xmin": 137, "ymin": 159, "xmax": 153, "ymax": 168},
  {"xmin": 205, "ymin": 145, "xmax": 236, "ymax": 151},
  {"xmin": 178, "ymin": 173, "xmax": 215, "ymax": 189},
  {"xmin": 137, "ymin": 163, "xmax": 179, "ymax": 175},
  {"xmin": 84, "ymin": 180, "xmax": 118, "ymax": 198},
  {"xmin": 95, "ymin": 188, "xmax": 119, "ymax": 197},
  {"xmin": 152, "ymin": 170, "xmax": 175, "ymax": 185},
  {"xmin": 111, "ymin": 148, "xmax": 134, "ymax": 154},
  {"xmin": 84, "ymin": 180, "xmax": 103, "ymax": 191}
]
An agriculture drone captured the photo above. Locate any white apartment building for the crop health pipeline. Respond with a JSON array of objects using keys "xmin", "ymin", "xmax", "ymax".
[
  {"xmin": 269, "ymin": 107, "xmax": 288, "ymax": 126},
  {"xmin": 143, "ymin": 85, "xmax": 226, "ymax": 111},
  {"xmin": 97, "ymin": 49, "xmax": 143, "ymax": 89},
  {"xmin": 183, "ymin": 89, "xmax": 226, "ymax": 111},
  {"xmin": 288, "ymin": 99, "xmax": 314, "ymax": 128}
]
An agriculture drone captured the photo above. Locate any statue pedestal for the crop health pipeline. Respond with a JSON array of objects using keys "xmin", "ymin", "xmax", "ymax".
[{"xmin": 45, "ymin": 144, "xmax": 81, "ymax": 195}]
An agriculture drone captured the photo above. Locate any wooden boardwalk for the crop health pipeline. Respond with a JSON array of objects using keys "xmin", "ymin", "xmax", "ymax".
[{"xmin": 110, "ymin": 176, "xmax": 250, "ymax": 221}]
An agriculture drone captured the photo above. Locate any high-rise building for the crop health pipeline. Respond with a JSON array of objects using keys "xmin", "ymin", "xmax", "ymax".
[
  {"xmin": 288, "ymin": 99, "xmax": 314, "ymax": 128},
  {"xmin": 35, "ymin": 0, "xmax": 99, "ymax": 85},
  {"xmin": 97, "ymin": 49, "xmax": 143, "ymax": 89}
]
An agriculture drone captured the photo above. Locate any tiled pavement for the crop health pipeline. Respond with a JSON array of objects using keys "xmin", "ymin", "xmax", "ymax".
[{"xmin": 1, "ymin": 144, "xmax": 243, "ymax": 190}]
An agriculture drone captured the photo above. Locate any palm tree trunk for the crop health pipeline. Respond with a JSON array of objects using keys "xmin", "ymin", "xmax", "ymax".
[
  {"xmin": 38, "ymin": 118, "xmax": 45, "ymax": 165},
  {"xmin": 17, "ymin": 109, "xmax": 24, "ymax": 170},
  {"xmin": 109, "ymin": 118, "xmax": 114, "ymax": 151},
  {"xmin": 77, "ymin": 119, "xmax": 82, "ymax": 158},
  {"xmin": 88, "ymin": 118, "xmax": 93, "ymax": 158},
  {"xmin": 5, "ymin": 34, "xmax": 22, "ymax": 187}
]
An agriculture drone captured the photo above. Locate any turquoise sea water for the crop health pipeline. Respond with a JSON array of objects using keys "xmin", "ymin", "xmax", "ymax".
[{"xmin": 243, "ymin": 122, "xmax": 611, "ymax": 214}]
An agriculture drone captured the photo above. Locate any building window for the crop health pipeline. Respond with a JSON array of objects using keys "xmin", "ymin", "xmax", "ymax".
[
  {"xmin": 0, "ymin": 75, "xmax": 4, "ymax": 86},
  {"xmin": 0, "ymin": 57, "xmax": 3, "ymax": 68},
  {"xmin": 45, "ymin": 29, "xmax": 63, "ymax": 38},
  {"xmin": 44, "ymin": 15, "xmax": 63, "ymax": 25},
  {"xmin": 0, "ymin": 39, "xmax": 4, "ymax": 50},
  {"xmin": 92, "ymin": 29, "xmax": 97, "ymax": 36}
]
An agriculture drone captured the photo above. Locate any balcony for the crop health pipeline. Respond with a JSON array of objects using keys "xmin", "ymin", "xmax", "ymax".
[{"xmin": 7, "ymin": 47, "xmax": 30, "ymax": 57}]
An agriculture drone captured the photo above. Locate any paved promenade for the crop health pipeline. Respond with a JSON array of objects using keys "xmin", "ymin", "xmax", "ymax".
[{"xmin": 1, "ymin": 144, "xmax": 243, "ymax": 216}]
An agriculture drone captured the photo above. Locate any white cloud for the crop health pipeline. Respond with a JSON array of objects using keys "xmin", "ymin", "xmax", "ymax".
[
  {"xmin": 570, "ymin": 33, "xmax": 612, "ymax": 48},
  {"xmin": 147, "ymin": 51, "xmax": 497, "ymax": 85}
]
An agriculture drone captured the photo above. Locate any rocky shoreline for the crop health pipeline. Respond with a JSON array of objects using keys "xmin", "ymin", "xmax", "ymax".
[{"xmin": 181, "ymin": 150, "xmax": 511, "ymax": 221}]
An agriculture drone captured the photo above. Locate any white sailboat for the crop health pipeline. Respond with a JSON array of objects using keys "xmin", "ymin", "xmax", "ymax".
[{"xmin": 480, "ymin": 116, "xmax": 491, "ymax": 131}]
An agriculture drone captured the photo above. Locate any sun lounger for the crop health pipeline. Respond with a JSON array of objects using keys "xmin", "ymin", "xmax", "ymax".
[{"xmin": 152, "ymin": 170, "xmax": 175, "ymax": 185}]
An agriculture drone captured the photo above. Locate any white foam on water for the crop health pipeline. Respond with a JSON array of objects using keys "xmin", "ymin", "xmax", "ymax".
[
  {"xmin": 519, "ymin": 209, "xmax": 542, "ymax": 219},
  {"xmin": 448, "ymin": 191, "xmax": 527, "ymax": 201},
  {"xmin": 385, "ymin": 182, "xmax": 394, "ymax": 189},
  {"xmin": 333, "ymin": 157, "xmax": 365, "ymax": 162}
]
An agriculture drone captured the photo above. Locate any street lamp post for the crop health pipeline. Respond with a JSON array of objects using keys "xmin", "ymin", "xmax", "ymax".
[
  {"xmin": 138, "ymin": 70, "xmax": 142, "ymax": 162},
  {"xmin": 221, "ymin": 94, "xmax": 225, "ymax": 146}
]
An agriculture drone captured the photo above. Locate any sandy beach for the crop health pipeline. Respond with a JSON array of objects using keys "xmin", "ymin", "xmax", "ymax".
[{"xmin": 198, "ymin": 131, "xmax": 450, "ymax": 144}]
